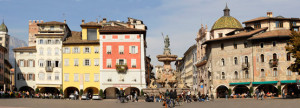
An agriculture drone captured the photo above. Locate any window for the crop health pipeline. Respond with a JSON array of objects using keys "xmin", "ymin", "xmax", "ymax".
[
  {"xmin": 46, "ymin": 60, "xmax": 52, "ymax": 67},
  {"xmin": 234, "ymin": 57, "xmax": 238, "ymax": 65},
  {"xmin": 293, "ymin": 28, "xmax": 299, "ymax": 31},
  {"xmin": 254, "ymin": 22, "xmax": 261, "ymax": 29},
  {"xmin": 74, "ymin": 74, "xmax": 79, "ymax": 82},
  {"xmin": 118, "ymin": 59, "xmax": 125, "ymax": 65},
  {"xmin": 55, "ymin": 61, "xmax": 59, "ymax": 67},
  {"xmin": 20, "ymin": 52, "xmax": 23, "ymax": 54},
  {"xmin": 29, "ymin": 52, "xmax": 33, "ymax": 55},
  {"xmin": 275, "ymin": 21, "xmax": 283, "ymax": 28},
  {"xmin": 64, "ymin": 48, "xmax": 70, "ymax": 53},
  {"xmin": 47, "ymin": 73, "xmax": 51, "ymax": 80},
  {"xmin": 64, "ymin": 73, "xmax": 69, "ymax": 81},
  {"xmin": 107, "ymin": 59, "xmax": 112, "ymax": 68},
  {"xmin": 261, "ymin": 69, "xmax": 265, "ymax": 77},
  {"xmin": 73, "ymin": 47, "xmax": 80, "ymax": 53},
  {"xmin": 39, "ymin": 59, "xmax": 44, "ymax": 67},
  {"xmin": 245, "ymin": 56, "xmax": 248, "ymax": 63},
  {"xmin": 94, "ymin": 59, "xmax": 99, "ymax": 66},
  {"xmin": 74, "ymin": 59, "xmax": 79, "ymax": 66},
  {"xmin": 218, "ymin": 33, "xmax": 223, "ymax": 38},
  {"xmin": 221, "ymin": 72, "xmax": 225, "ymax": 79},
  {"xmin": 119, "ymin": 46, "xmax": 124, "ymax": 54},
  {"xmin": 47, "ymin": 48, "xmax": 51, "ymax": 55},
  {"xmin": 84, "ymin": 59, "xmax": 90, "ymax": 66},
  {"xmin": 106, "ymin": 46, "xmax": 112, "ymax": 54},
  {"xmin": 39, "ymin": 73, "xmax": 45, "ymax": 80},
  {"xmin": 94, "ymin": 74, "xmax": 99, "ymax": 82},
  {"xmin": 273, "ymin": 41, "xmax": 276, "ymax": 47},
  {"xmin": 221, "ymin": 43, "xmax": 224, "ymax": 50},
  {"xmin": 39, "ymin": 39, "xmax": 44, "ymax": 44},
  {"xmin": 94, "ymin": 47, "xmax": 99, "ymax": 53},
  {"xmin": 260, "ymin": 43, "xmax": 264, "ymax": 48},
  {"xmin": 221, "ymin": 58, "xmax": 225, "ymax": 66},
  {"xmin": 20, "ymin": 60, "xmax": 24, "ymax": 67},
  {"xmin": 291, "ymin": 21, "xmax": 297, "ymax": 26},
  {"xmin": 287, "ymin": 68, "xmax": 292, "ymax": 76},
  {"xmin": 85, "ymin": 73, "xmax": 90, "ymax": 82},
  {"xmin": 47, "ymin": 40, "xmax": 52, "ymax": 44},
  {"xmin": 84, "ymin": 47, "xmax": 90, "ymax": 53},
  {"xmin": 234, "ymin": 71, "xmax": 238, "ymax": 79},
  {"xmin": 245, "ymin": 71, "xmax": 249, "ymax": 78},
  {"xmin": 234, "ymin": 43, "xmax": 237, "ymax": 49},
  {"xmin": 39, "ymin": 48, "xmax": 44, "ymax": 55},
  {"xmin": 87, "ymin": 29, "xmax": 97, "ymax": 40},
  {"xmin": 244, "ymin": 42, "xmax": 248, "ymax": 48},
  {"xmin": 28, "ymin": 74, "xmax": 33, "ymax": 80},
  {"xmin": 64, "ymin": 59, "xmax": 69, "ymax": 66},
  {"xmin": 55, "ymin": 48, "xmax": 59, "ymax": 55},
  {"xmin": 287, "ymin": 53, "xmax": 291, "ymax": 61},
  {"xmin": 261, "ymin": 54, "xmax": 264, "ymax": 62},
  {"xmin": 131, "ymin": 59, "xmax": 136, "ymax": 68},
  {"xmin": 130, "ymin": 46, "xmax": 138, "ymax": 54},
  {"xmin": 273, "ymin": 53, "xmax": 277, "ymax": 60},
  {"xmin": 273, "ymin": 68, "xmax": 278, "ymax": 77},
  {"xmin": 60, "ymin": 25, "xmax": 63, "ymax": 29},
  {"xmin": 50, "ymin": 26, "xmax": 54, "ymax": 30},
  {"xmin": 55, "ymin": 73, "xmax": 59, "ymax": 80},
  {"xmin": 55, "ymin": 40, "xmax": 60, "ymax": 44},
  {"xmin": 107, "ymin": 78, "xmax": 112, "ymax": 82},
  {"xmin": 29, "ymin": 60, "xmax": 34, "ymax": 67}
]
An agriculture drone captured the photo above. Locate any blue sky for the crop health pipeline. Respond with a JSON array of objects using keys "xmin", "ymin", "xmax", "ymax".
[{"xmin": 1, "ymin": 0, "xmax": 299, "ymax": 67}]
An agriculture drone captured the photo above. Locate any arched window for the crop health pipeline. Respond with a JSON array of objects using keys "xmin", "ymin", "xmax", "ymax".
[
  {"xmin": 221, "ymin": 72, "xmax": 226, "ymax": 79},
  {"xmin": 261, "ymin": 54, "xmax": 264, "ymax": 62},
  {"xmin": 234, "ymin": 71, "xmax": 238, "ymax": 79},
  {"xmin": 287, "ymin": 53, "xmax": 291, "ymax": 61},
  {"xmin": 273, "ymin": 68, "xmax": 278, "ymax": 77},
  {"xmin": 261, "ymin": 69, "xmax": 265, "ymax": 77},
  {"xmin": 221, "ymin": 58, "xmax": 225, "ymax": 66},
  {"xmin": 287, "ymin": 68, "xmax": 291, "ymax": 76},
  {"xmin": 245, "ymin": 71, "xmax": 249, "ymax": 78},
  {"xmin": 273, "ymin": 41, "xmax": 276, "ymax": 47},
  {"xmin": 273, "ymin": 53, "xmax": 277, "ymax": 60},
  {"xmin": 245, "ymin": 56, "xmax": 248, "ymax": 63},
  {"xmin": 260, "ymin": 43, "xmax": 264, "ymax": 48},
  {"xmin": 221, "ymin": 43, "xmax": 224, "ymax": 50},
  {"xmin": 234, "ymin": 57, "xmax": 238, "ymax": 65}
]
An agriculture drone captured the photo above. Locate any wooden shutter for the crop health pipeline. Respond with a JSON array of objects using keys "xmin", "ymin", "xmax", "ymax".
[
  {"xmin": 78, "ymin": 48, "xmax": 81, "ymax": 53},
  {"xmin": 33, "ymin": 74, "xmax": 35, "ymax": 81},
  {"xmin": 33, "ymin": 60, "xmax": 35, "ymax": 67},
  {"xmin": 24, "ymin": 60, "xmax": 27, "ymax": 67},
  {"xmin": 17, "ymin": 60, "xmax": 20, "ymax": 66},
  {"xmin": 116, "ymin": 59, "xmax": 119, "ymax": 65},
  {"xmin": 135, "ymin": 46, "xmax": 138, "ymax": 54},
  {"xmin": 23, "ymin": 74, "xmax": 26, "ymax": 80},
  {"xmin": 129, "ymin": 46, "xmax": 132, "ymax": 54}
]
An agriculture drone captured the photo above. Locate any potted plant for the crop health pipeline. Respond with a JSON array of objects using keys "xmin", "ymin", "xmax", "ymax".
[
  {"xmin": 228, "ymin": 89, "xmax": 232, "ymax": 99},
  {"xmin": 99, "ymin": 89, "xmax": 104, "ymax": 99},
  {"xmin": 116, "ymin": 64, "xmax": 128, "ymax": 73},
  {"xmin": 79, "ymin": 89, "xmax": 83, "ymax": 100},
  {"xmin": 278, "ymin": 86, "xmax": 281, "ymax": 98},
  {"xmin": 141, "ymin": 90, "xmax": 144, "ymax": 96},
  {"xmin": 249, "ymin": 87, "xmax": 253, "ymax": 98}
]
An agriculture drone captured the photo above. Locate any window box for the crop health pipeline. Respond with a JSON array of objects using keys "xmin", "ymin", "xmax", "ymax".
[
  {"xmin": 116, "ymin": 64, "xmax": 128, "ymax": 73},
  {"xmin": 269, "ymin": 59, "xmax": 278, "ymax": 67}
]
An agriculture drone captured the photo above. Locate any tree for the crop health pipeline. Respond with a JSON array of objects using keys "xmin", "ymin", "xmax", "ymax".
[
  {"xmin": 249, "ymin": 87, "xmax": 253, "ymax": 96},
  {"xmin": 228, "ymin": 88, "xmax": 232, "ymax": 96},
  {"xmin": 278, "ymin": 86, "xmax": 281, "ymax": 95},
  {"xmin": 286, "ymin": 31, "xmax": 300, "ymax": 73},
  {"xmin": 140, "ymin": 90, "xmax": 144, "ymax": 96},
  {"xmin": 60, "ymin": 89, "xmax": 63, "ymax": 95},
  {"xmin": 79, "ymin": 89, "xmax": 83, "ymax": 96}
]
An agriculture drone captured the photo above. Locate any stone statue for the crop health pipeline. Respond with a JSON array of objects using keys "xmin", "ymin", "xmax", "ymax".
[
  {"xmin": 149, "ymin": 79, "xmax": 157, "ymax": 88},
  {"xmin": 164, "ymin": 35, "xmax": 170, "ymax": 49}
]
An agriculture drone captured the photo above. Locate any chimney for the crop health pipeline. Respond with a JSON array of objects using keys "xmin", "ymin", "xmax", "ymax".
[
  {"xmin": 29, "ymin": 20, "xmax": 32, "ymax": 24},
  {"xmin": 103, "ymin": 18, "xmax": 107, "ymax": 23},
  {"xmin": 82, "ymin": 20, "xmax": 85, "ymax": 24},
  {"xmin": 33, "ymin": 20, "xmax": 36, "ymax": 23},
  {"xmin": 64, "ymin": 20, "xmax": 66, "ymax": 23},
  {"xmin": 41, "ymin": 20, "xmax": 44, "ymax": 23},
  {"xmin": 36, "ymin": 20, "xmax": 39, "ymax": 23},
  {"xmin": 127, "ymin": 22, "xmax": 131, "ymax": 28},
  {"xmin": 267, "ymin": 12, "xmax": 273, "ymax": 17}
]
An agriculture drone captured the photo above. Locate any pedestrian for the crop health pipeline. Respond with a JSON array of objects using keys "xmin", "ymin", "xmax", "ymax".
[
  {"xmin": 255, "ymin": 89, "xmax": 259, "ymax": 100},
  {"xmin": 225, "ymin": 90, "xmax": 228, "ymax": 100},
  {"xmin": 135, "ymin": 91, "xmax": 138, "ymax": 102},
  {"xmin": 74, "ymin": 90, "xmax": 78, "ymax": 100},
  {"xmin": 260, "ymin": 90, "xmax": 264, "ymax": 100},
  {"xmin": 282, "ymin": 90, "xmax": 285, "ymax": 99}
]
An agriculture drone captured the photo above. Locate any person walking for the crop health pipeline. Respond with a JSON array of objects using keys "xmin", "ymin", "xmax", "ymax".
[
  {"xmin": 135, "ymin": 91, "xmax": 138, "ymax": 102},
  {"xmin": 187, "ymin": 90, "xmax": 191, "ymax": 103},
  {"xmin": 260, "ymin": 90, "xmax": 264, "ymax": 100},
  {"xmin": 255, "ymin": 89, "xmax": 259, "ymax": 100},
  {"xmin": 225, "ymin": 91, "xmax": 228, "ymax": 100}
]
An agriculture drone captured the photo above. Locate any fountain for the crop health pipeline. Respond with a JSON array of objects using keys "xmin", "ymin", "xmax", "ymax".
[{"xmin": 143, "ymin": 35, "xmax": 189, "ymax": 95}]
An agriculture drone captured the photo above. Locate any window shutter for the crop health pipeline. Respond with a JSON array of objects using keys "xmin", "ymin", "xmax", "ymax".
[
  {"xmin": 23, "ymin": 74, "xmax": 26, "ymax": 80},
  {"xmin": 78, "ymin": 48, "xmax": 81, "ymax": 53},
  {"xmin": 135, "ymin": 46, "xmax": 138, "ymax": 54},
  {"xmin": 129, "ymin": 46, "xmax": 132, "ymax": 54},
  {"xmin": 124, "ymin": 59, "xmax": 127, "ymax": 65},
  {"xmin": 83, "ymin": 48, "xmax": 86, "ymax": 53},
  {"xmin": 33, "ymin": 74, "xmax": 35, "ymax": 81},
  {"xmin": 63, "ymin": 48, "xmax": 65, "ymax": 53},
  {"xmin": 33, "ymin": 60, "xmax": 35, "ymax": 67},
  {"xmin": 24, "ymin": 60, "xmax": 27, "ymax": 67},
  {"xmin": 116, "ymin": 59, "xmax": 119, "ymax": 65},
  {"xmin": 89, "ymin": 59, "xmax": 91, "ymax": 66},
  {"xmin": 17, "ymin": 60, "xmax": 20, "ymax": 66},
  {"xmin": 72, "ymin": 48, "xmax": 75, "ymax": 53}
]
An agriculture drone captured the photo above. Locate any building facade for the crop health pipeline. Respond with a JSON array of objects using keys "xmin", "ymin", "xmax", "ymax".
[
  {"xmin": 0, "ymin": 21, "xmax": 10, "ymax": 60},
  {"xmin": 0, "ymin": 46, "xmax": 6, "ymax": 90},
  {"xmin": 28, "ymin": 20, "xmax": 41, "ymax": 46}
]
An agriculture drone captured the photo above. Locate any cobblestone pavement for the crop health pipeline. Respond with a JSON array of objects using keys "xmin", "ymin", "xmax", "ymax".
[{"xmin": 0, "ymin": 98, "xmax": 300, "ymax": 108}]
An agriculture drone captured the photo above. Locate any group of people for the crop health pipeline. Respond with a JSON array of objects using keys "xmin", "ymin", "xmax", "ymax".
[{"xmin": 117, "ymin": 88, "xmax": 139, "ymax": 103}]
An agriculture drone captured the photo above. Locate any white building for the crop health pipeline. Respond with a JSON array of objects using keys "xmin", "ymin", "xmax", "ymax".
[{"xmin": 0, "ymin": 21, "xmax": 10, "ymax": 60}]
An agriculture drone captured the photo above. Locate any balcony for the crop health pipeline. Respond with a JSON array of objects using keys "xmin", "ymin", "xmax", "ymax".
[
  {"xmin": 45, "ymin": 66, "xmax": 54, "ymax": 72},
  {"xmin": 242, "ymin": 62, "xmax": 249, "ymax": 70},
  {"xmin": 269, "ymin": 59, "xmax": 278, "ymax": 67},
  {"xmin": 116, "ymin": 64, "xmax": 128, "ymax": 73}
]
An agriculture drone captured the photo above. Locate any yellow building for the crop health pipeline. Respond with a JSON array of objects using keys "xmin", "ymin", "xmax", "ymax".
[{"xmin": 62, "ymin": 21, "xmax": 101, "ymax": 98}]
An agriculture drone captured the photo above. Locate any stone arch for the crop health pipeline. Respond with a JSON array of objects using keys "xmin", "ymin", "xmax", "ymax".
[
  {"xmin": 84, "ymin": 87, "xmax": 99, "ymax": 95},
  {"xmin": 39, "ymin": 87, "xmax": 59, "ymax": 94},
  {"xmin": 256, "ymin": 84, "xmax": 278, "ymax": 96},
  {"xmin": 233, "ymin": 85, "xmax": 249, "ymax": 94},
  {"xmin": 19, "ymin": 86, "xmax": 34, "ymax": 92},
  {"xmin": 104, "ymin": 87, "xmax": 120, "ymax": 99},
  {"xmin": 124, "ymin": 87, "xmax": 140, "ymax": 96},
  {"xmin": 215, "ymin": 85, "xmax": 229, "ymax": 98},
  {"xmin": 282, "ymin": 84, "xmax": 300, "ymax": 97},
  {"xmin": 64, "ymin": 87, "xmax": 79, "ymax": 98}
]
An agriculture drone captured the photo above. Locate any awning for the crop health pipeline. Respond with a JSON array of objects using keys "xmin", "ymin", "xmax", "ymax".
[
  {"xmin": 252, "ymin": 81, "xmax": 278, "ymax": 85},
  {"xmin": 229, "ymin": 82, "xmax": 251, "ymax": 86},
  {"xmin": 281, "ymin": 80, "xmax": 297, "ymax": 84}
]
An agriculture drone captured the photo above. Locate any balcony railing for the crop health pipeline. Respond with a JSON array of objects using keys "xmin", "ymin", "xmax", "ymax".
[
  {"xmin": 45, "ymin": 66, "xmax": 54, "ymax": 72},
  {"xmin": 269, "ymin": 59, "xmax": 278, "ymax": 67},
  {"xmin": 116, "ymin": 64, "xmax": 128, "ymax": 73},
  {"xmin": 242, "ymin": 62, "xmax": 249, "ymax": 70}
]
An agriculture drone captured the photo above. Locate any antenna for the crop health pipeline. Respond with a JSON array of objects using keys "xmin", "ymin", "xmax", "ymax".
[{"xmin": 161, "ymin": 32, "xmax": 165, "ymax": 39}]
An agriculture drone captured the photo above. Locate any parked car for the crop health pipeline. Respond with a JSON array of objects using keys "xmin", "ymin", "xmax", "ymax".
[
  {"xmin": 81, "ymin": 95, "xmax": 87, "ymax": 100},
  {"xmin": 92, "ymin": 95, "xmax": 101, "ymax": 100}
]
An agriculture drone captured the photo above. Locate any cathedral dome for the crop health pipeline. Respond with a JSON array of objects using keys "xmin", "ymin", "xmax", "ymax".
[
  {"xmin": 211, "ymin": 4, "xmax": 243, "ymax": 31},
  {"xmin": 0, "ymin": 22, "xmax": 8, "ymax": 32}
]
